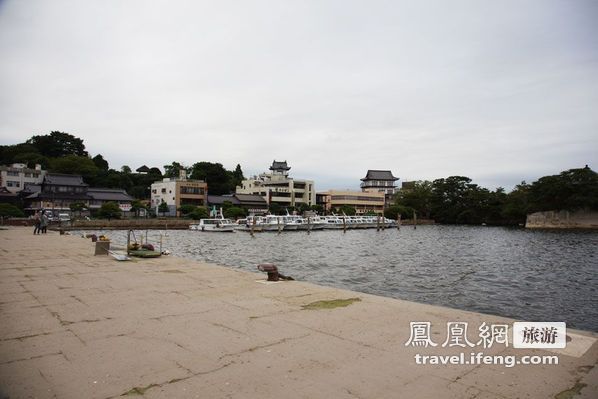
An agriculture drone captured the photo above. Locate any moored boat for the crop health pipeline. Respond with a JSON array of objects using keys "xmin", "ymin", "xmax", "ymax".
[{"xmin": 190, "ymin": 218, "xmax": 236, "ymax": 232}]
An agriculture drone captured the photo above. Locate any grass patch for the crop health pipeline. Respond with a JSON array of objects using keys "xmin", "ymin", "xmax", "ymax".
[
  {"xmin": 123, "ymin": 384, "xmax": 159, "ymax": 396},
  {"xmin": 302, "ymin": 297, "xmax": 361, "ymax": 310},
  {"xmin": 555, "ymin": 382, "xmax": 587, "ymax": 399}
]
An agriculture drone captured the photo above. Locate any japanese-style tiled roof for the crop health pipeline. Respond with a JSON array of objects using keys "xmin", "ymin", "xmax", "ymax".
[
  {"xmin": 0, "ymin": 187, "xmax": 17, "ymax": 197},
  {"xmin": 136, "ymin": 165, "xmax": 150, "ymax": 173},
  {"xmin": 87, "ymin": 188, "xmax": 134, "ymax": 202},
  {"xmin": 234, "ymin": 194, "xmax": 268, "ymax": 205},
  {"xmin": 43, "ymin": 173, "xmax": 88, "ymax": 187},
  {"xmin": 361, "ymin": 170, "xmax": 398, "ymax": 181},
  {"xmin": 207, "ymin": 195, "xmax": 241, "ymax": 206},
  {"xmin": 22, "ymin": 183, "xmax": 41, "ymax": 193},
  {"xmin": 28, "ymin": 191, "xmax": 91, "ymax": 201},
  {"xmin": 269, "ymin": 160, "xmax": 291, "ymax": 171}
]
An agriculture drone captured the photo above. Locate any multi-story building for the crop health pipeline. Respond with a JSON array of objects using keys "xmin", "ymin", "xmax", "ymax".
[
  {"xmin": 360, "ymin": 170, "xmax": 399, "ymax": 206},
  {"xmin": 150, "ymin": 170, "xmax": 207, "ymax": 216},
  {"xmin": 21, "ymin": 173, "xmax": 135, "ymax": 216},
  {"xmin": 23, "ymin": 174, "xmax": 90, "ymax": 213},
  {"xmin": 0, "ymin": 163, "xmax": 46, "ymax": 193},
  {"xmin": 236, "ymin": 161, "xmax": 315, "ymax": 208},
  {"xmin": 317, "ymin": 190, "xmax": 385, "ymax": 215}
]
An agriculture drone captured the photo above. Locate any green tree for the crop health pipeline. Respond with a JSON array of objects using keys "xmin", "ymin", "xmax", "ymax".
[
  {"xmin": 130, "ymin": 200, "xmax": 147, "ymax": 218},
  {"xmin": 384, "ymin": 205, "xmax": 414, "ymax": 220},
  {"xmin": 49, "ymin": 155, "xmax": 99, "ymax": 183},
  {"xmin": 189, "ymin": 162, "xmax": 232, "ymax": 195},
  {"xmin": 231, "ymin": 164, "xmax": 245, "ymax": 189},
  {"xmin": 0, "ymin": 143, "xmax": 40, "ymax": 165},
  {"xmin": 69, "ymin": 202, "xmax": 87, "ymax": 218},
  {"xmin": 268, "ymin": 203, "xmax": 282, "ymax": 215},
  {"xmin": 158, "ymin": 200, "xmax": 169, "ymax": 217},
  {"xmin": 98, "ymin": 202, "xmax": 121, "ymax": 220},
  {"xmin": 223, "ymin": 206, "xmax": 246, "ymax": 219},
  {"xmin": 0, "ymin": 203, "xmax": 25, "ymax": 218},
  {"xmin": 528, "ymin": 166, "xmax": 598, "ymax": 212},
  {"xmin": 13, "ymin": 152, "xmax": 50, "ymax": 169},
  {"xmin": 501, "ymin": 182, "xmax": 531, "ymax": 224},
  {"xmin": 189, "ymin": 207, "xmax": 209, "ymax": 220},
  {"xmin": 148, "ymin": 167, "xmax": 163, "ymax": 176},
  {"xmin": 26, "ymin": 131, "xmax": 87, "ymax": 158},
  {"xmin": 395, "ymin": 180, "xmax": 433, "ymax": 219},
  {"xmin": 310, "ymin": 204, "xmax": 324, "ymax": 214},
  {"xmin": 92, "ymin": 154, "xmax": 109, "ymax": 171},
  {"xmin": 178, "ymin": 204, "xmax": 197, "ymax": 216},
  {"xmin": 297, "ymin": 203, "xmax": 311, "ymax": 214},
  {"xmin": 164, "ymin": 162, "xmax": 187, "ymax": 178},
  {"xmin": 121, "ymin": 165, "xmax": 132, "ymax": 174},
  {"xmin": 335, "ymin": 205, "xmax": 356, "ymax": 216},
  {"xmin": 430, "ymin": 176, "xmax": 476, "ymax": 224}
]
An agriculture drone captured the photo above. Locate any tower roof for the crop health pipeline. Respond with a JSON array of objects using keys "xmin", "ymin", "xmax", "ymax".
[
  {"xmin": 361, "ymin": 170, "xmax": 398, "ymax": 181},
  {"xmin": 269, "ymin": 160, "xmax": 291, "ymax": 171}
]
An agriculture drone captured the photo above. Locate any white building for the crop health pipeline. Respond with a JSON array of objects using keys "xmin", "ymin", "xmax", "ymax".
[
  {"xmin": 236, "ymin": 160, "xmax": 315, "ymax": 208},
  {"xmin": 0, "ymin": 163, "xmax": 46, "ymax": 193},
  {"xmin": 150, "ymin": 170, "xmax": 207, "ymax": 216}
]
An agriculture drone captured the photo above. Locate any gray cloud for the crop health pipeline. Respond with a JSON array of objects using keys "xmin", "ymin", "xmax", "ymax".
[{"xmin": 1, "ymin": 0, "xmax": 597, "ymax": 191}]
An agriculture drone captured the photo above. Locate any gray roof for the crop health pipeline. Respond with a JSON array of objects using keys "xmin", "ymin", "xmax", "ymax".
[
  {"xmin": 0, "ymin": 187, "xmax": 17, "ymax": 197},
  {"xmin": 136, "ymin": 165, "xmax": 150, "ymax": 173},
  {"xmin": 44, "ymin": 173, "xmax": 88, "ymax": 187},
  {"xmin": 361, "ymin": 170, "xmax": 398, "ymax": 181},
  {"xmin": 88, "ymin": 188, "xmax": 134, "ymax": 201},
  {"xmin": 23, "ymin": 183, "xmax": 41, "ymax": 193},
  {"xmin": 270, "ymin": 160, "xmax": 290, "ymax": 171},
  {"xmin": 208, "ymin": 195, "xmax": 241, "ymax": 205},
  {"xmin": 234, "ymin": 194, "xmax": 268, "ymax": 205}
]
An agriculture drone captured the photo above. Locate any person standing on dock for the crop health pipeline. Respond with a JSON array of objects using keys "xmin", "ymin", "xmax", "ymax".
[
  {"xmin": 40, "ymin": 210, "xmax": 49, "ymax": 234},
  {"xmin": 33, "ymin": 211, "xmax": 41, "ymax": 235}
]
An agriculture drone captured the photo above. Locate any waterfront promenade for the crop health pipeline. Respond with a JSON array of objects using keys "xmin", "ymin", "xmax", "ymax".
[{"xmin": 0, "ymin": 227, "xmax": 596, "ymax": 398}]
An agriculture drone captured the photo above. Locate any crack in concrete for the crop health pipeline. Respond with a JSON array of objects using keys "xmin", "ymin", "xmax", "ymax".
[
  {"xmin": 149, "ymin": 309, "xmax": 211, "ymax": 322},
  {"xmin": 285, "ymin": 320, "xmax": 382, "ymax": 352},
  {"xmin": 210, "ymin": 321, "xmax": 248, "ymax": 336},
  {"xmin": 218, "ymin": 333, "xmax": 311, "ymax": 361},
  {"xmin": 0, "ymin": 331, "xmax": 53, "ymax": 342},
  {"xmin": 69, "ymin": 295, "xmax": 88, "ymax": 305},
  {"xmin": 0, "ymin": 351, "xmax": 62, "ymax": 365},
  {"xmin": 110, "ymin": 361, "xmax": 236, "ymax": 398}
]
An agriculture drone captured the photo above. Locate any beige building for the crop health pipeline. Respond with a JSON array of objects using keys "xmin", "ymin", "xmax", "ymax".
[
  {"xmin": 317, "ymin": 190, "xmax": 385, "ymax": 215},
  {"xmin": 0, "ymin": 163, "xmax": 46, "ymax": 193},
  {"xmin": 150, "ymin": 171, "xmax": 207, "ymax": 216},
  {"xmin": 236, "ymin": 161, "xmax": 315, "ymax": 208}
]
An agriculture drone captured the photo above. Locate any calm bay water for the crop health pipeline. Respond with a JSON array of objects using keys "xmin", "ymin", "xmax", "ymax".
[{"xmin": 81, "ymin": 226, "xmax": 598, "ymax": 332}]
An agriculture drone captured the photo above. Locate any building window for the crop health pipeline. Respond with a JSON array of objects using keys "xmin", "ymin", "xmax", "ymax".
[
  {"xmin": 7, "ymin": 171, "xmax": 19, "ymax": 176},
  {"xmin": 6, "ymin": 181, "xmax": 20, "ymax": 187},
  {"xmin": 180, "ymin": 186, "xmax": 204, "ymax": 195},
  {"xmin": 161, "ymin": 188, "xmax": 166, "ymax": 193}
]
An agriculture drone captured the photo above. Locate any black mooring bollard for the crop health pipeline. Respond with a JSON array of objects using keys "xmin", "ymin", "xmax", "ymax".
[{"xmin": 257, "ymin": 263, "xmax": 279, "ymax": 281}]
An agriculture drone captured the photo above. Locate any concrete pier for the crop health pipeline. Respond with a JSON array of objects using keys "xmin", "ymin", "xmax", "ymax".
[{"xmin": 1, "ymin": 227, "xmax": 597, "ymax": 398}]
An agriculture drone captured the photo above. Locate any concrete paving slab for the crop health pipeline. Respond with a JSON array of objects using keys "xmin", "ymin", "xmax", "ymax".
[{"xmin": 0, "ymin": 227, "xmax": 597, "ymax": 399}]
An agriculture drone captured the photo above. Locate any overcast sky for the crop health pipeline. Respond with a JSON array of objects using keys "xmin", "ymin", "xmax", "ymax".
[{"xmin": 1, "ymin": 0, "xmax": 597, "ymax": 191}]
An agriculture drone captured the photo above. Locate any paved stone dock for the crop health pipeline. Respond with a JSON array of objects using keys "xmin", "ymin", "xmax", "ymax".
[{"xmin": 1, "ymin": 227, "xmax": 597, "ymax": 399}]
